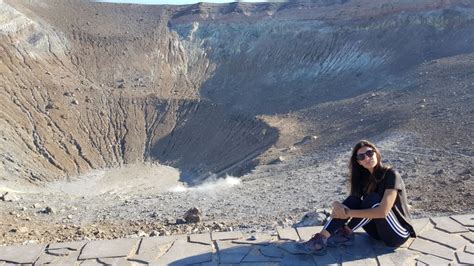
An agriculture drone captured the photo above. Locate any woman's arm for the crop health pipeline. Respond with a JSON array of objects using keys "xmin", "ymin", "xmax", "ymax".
[
  {"xmin": 346, "ymin": 189, "xmax": 398, "ymax": 219},
  {"xmin": 332, "ymin": 189, "xmax": 398, "ymax": 219}
]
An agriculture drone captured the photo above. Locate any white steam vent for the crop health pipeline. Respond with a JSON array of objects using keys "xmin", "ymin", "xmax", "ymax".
[{"xmin": 169, "ymin": 175, "xmax": 241, "ymax": 192}]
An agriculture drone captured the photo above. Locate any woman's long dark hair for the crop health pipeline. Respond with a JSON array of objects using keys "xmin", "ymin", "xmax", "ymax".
[{"xmin": 349, "ymin": 140, "xmax": 390, "ymax": 197}]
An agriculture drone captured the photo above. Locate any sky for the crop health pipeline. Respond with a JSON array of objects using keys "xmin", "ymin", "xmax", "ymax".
[{"xmin": 97, "ymin": 0, "xmax": 270, "ymax": 5}]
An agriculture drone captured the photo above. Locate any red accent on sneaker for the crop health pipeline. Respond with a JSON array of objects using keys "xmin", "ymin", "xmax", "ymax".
[{"xmin": 327, "ymin": 227, "xmax": 355, "ymax": 247}]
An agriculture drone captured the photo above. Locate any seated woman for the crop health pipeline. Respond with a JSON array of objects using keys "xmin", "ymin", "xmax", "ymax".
[{"xmin": 302, "ymin": 140, "xmax": 416, "ymax": 255}]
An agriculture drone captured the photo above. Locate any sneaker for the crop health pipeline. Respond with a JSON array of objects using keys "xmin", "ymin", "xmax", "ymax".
[
  {"xmin": 299, "ymin": 233, "xmax": 327, "ymax": 255},
  {"xmin": 327, "ymin": 226, "xmax": 355, "ymax": 247}
]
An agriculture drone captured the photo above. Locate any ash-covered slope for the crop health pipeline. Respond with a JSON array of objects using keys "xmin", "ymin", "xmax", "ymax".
[
  {"xmin": 169, "ymin": 0, "xmax": 474, "ymax": 114},
  {"xmin": 1, "ymin": 0, "xmax": 473, "ymax": 185}
]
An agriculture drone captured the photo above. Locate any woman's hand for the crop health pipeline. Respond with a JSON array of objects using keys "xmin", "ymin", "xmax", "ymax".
[{"xmin": 331, "ymin": 201, "xmax": 349, "ymax": 219}]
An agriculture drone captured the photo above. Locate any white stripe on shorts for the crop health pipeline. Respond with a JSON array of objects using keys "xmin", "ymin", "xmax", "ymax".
[
  {"xmin": 386, "ymin": 211, "xmax": 410, "ymax": 238},
  {"xmin": 351, "ymin": 203, "xmax": 379, "ymax": 231},
  {"xmin": 323, "ymin": 217, "xmax": 332, "ymax": 230}
]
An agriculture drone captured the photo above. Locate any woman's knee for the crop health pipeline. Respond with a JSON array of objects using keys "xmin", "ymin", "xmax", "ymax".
[
  {"xmin": 343, "ymin": 195, "xmax": 363, "ymax": 209},
  {"xmin": 361, "ymin": 193, "xmax": 381, "ymax": 208}
]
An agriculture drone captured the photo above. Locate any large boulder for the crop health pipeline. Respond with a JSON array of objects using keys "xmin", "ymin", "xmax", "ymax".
[{"xmin": 293, "ymin": 209, "xmax": 330, "ymax": 227}]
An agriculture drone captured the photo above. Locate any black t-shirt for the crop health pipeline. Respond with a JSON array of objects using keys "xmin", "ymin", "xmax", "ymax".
[{"xmin": 373, "ymin": 168, "xmax": 416, "ymax": 237}]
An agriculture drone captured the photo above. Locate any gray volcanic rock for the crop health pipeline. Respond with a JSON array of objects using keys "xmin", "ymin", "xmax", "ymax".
[{"xmin": 183, "ymin": 207, "xmax": 202, "ymax": 223}]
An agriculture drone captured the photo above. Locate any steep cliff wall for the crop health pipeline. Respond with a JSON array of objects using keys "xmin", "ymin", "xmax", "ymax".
[{"xmin": 0, "ymin": 0, "xmax": 277, "ymax": 183}]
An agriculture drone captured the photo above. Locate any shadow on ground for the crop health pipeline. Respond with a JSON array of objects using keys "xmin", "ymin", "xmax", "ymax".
[
  {"xmin": 149, "ymin": 100, "xmax": 279, "ymax": 185},
  {"xmin": 168, "ymin": 233, "xmax": 400, "ymax": 265}
]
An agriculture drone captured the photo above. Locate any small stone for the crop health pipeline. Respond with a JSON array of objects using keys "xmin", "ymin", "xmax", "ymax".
[
  {"xmin": 149, "ymin": 230, "xmax": 159, "ymax": 237},
  {"xmin": 71, "ymin": 99, "xmax": 79, "ymax": 105},
  {"xmin": 22, "ymin": 239, "xmax": 39, "ymax": 245},
  {"xmin": 213, "ymin": 223, "xmax": 225, "ymax": 231},
  {"xmin": 41, "ymin": 206, "xmax": 55, "ymax": 214},
  {"xmin": 137, "ymin": 230, "xmax": 147, "ymax": 237},
  {"xmin": 184, "ymin": 207, "xmax": 202, "ymax": 223},
  {"xmin": 295, "ymin": 135, "xmax": 318, "ymax": 146},
  {"xmin": 45, "ymin": 102, "xmax": 56, "ymax": 109},
  {"xmin": 1, "ymin": 192, "xmax": 19, "ymax": 202},
  {"xmin": 159, "ymin": 229, "xmax": 170, "ymax": 236},
  {"xmin": 269, "ymin": 156, "xmax": 285, "ymax": 164},
  {"xmin": 67, "ymin": 215, "xmax": 73, "ymax": 219},
  {"xmin": 176, "ymin": 218, "xmax": 186, "ymax": 224}
]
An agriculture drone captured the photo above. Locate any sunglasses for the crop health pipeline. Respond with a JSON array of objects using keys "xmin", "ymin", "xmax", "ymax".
[{"xmin": 356, "ymin": 149, "xmax": 375, "ymax": 161}]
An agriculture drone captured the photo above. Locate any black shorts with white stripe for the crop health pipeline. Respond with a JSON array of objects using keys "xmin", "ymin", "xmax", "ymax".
[{"xmin": 323, "ymin": 194, "xmax": 410, "ymax": 247}]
